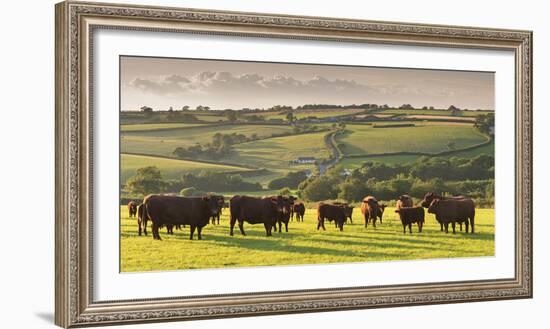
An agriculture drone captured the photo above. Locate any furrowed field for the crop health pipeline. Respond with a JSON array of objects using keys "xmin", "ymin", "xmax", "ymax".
[{"xmin": 120, "ymin": 206, "xmax": 494, "ymax": 272}]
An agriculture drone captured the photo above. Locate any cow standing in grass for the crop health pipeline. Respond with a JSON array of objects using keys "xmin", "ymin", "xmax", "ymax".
[
  {"xmin": 273, "ymin": 196, "xmax": 295, "ymax": 233},
  {"xmin": 128, "ymin": 201, "xmax": 137, "ymax": 218},
  {"xmin": 317, "ymin": 203, "xmax": 346, "ymax": 231},
  {"xmin": 361, "ymin": 196, "xmax": 382, "ymax": 228},
  {"xmin": 137, "ymin": 203, "xmax": 146, "ymax": 236},
  {"xmin": 395, "ymin": 207, "xmax": 425, "ymax": 234},
  {"xmin": 229, "ymin": 195, "xmax": 289, "ymax": 237},
  {"xmin": 427, "ymin": 198, "xmax": 475, "ymax": 234},
  {"xmin": 420, "ymin": 192, "xmax": 470, "ymax": 231},
  {"xmin": 333, "ymin": 202, "xmax": 354, "ymax": 224},
  {"xmin": 292, "ymin": 202, "xmax": 306, "ymax": 222},
  {"xmin": 143, "ymin": 194, "xmax": 222, "ymax": 240}
]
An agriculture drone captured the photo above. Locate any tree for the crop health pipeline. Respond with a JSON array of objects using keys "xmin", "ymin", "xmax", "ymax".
[
  {"xmin": 140, "ymin": 106, "xmax": 153, "ymax": 118},
  {"xmin": 126, "ymin": 166, "xmax": 164, "ymax": 196},
  {"xmin": 285, "ymin": 111, "xmax": 295, "ymax": 124},
  {"xmin": 448, "ymin": 105, "xmax": 461, "ymax": 116},
  {"xmin": 224, "ymin": 110, "xmax": 238, "ymax": 122}
]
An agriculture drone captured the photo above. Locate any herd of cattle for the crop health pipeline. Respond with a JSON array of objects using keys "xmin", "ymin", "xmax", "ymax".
[{"xmin": 126, "ymin": 192, "xmax": 476, "ymax": 240}]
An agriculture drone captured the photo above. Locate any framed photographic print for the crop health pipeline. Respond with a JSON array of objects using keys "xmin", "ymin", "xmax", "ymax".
[{"xmin": 55, "ymin": 1, "xmax": 533, "ymax": 327}]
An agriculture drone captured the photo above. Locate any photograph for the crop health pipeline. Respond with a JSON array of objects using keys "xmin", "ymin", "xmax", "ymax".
[{"xmin": 119, "ymin": 56, "xmax": 495, "ymax": 272}]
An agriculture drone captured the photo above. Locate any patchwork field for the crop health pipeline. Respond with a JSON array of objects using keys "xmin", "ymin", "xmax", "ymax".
[
  {"xmin": 242, "ymin": 108, "xmax": 365, "ymax": 120},
  {"xmin": 120, "ymin": 206, "xmax": 495, "ymax": 272}
]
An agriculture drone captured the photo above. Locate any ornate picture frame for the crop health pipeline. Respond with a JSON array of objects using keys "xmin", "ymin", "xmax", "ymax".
[{"xmin": 55, "ymin": 1, "xmax": 532, "ymax": 327}]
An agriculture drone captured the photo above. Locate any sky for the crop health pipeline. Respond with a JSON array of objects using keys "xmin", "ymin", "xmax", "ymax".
[{"xmin": 120, "ymin": 56, "xmax": 495, "ymax": 111}]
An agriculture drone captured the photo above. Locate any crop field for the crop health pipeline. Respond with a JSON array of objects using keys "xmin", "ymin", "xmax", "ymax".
[
  {"xmin": 121, "ymin": 154, "xmax": 250, "ymax": 182},
  {"xmin": 337, "ymin": 124, "xmax": 489, "ymax": 156},
  {"xmin": 120, "ymin": 206, "xmax": 494, "ymax": 272},
  {"xmin": 121, "ymin": 123, "xmax": 207, "ymax": 132}
]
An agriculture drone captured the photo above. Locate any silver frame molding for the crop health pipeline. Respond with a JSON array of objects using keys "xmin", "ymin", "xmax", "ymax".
[{"xmin": 55, "ymin": 1, "xmax": 533, "ymax": 327}]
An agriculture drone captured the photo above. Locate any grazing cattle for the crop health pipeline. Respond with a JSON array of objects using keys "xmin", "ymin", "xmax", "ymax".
[
  {"xmin": 427, "ymin": 198, "xmax": 476, "ymax": 234},
  {"xmin": 229, "ymin": 195, "xmax": 289, "ymax": 236},
  {"xmin": 420, "ymin": 193, "xmax": 469, "ymax": 231},
  {"xmin": 360, "ymin": 196, "xmax": 381, "ymax": 228},
  {"xmin": 209, "ymin": 196, "xmax": 225, "ymax": 225},
  {"xmin": 292, "ymin": 202, "xmax": 306, "ymax": 222},
  {"xmin": 143, "ymin": 194, "xmax": 222, "ymax": 240},
  {"xmin": 395, "ymin": 207, "xmax": 425, "ymax": 234},
  {"xmin": 396, "ymin": 195, "xmax": 413, "ymax": 210},
  {"xmin": 333, "ymin": 202, "xmax": 354, "ymax": 224},
  {"xmin": 128, "ymin": 201, "xmax": 137, "ymax": 218},
  {"xmin": 137, "ymin": 203, "xmax": 147, "ymax": 236},
  {"xmin": 317, "ymin": 203, "xmax": 346, "ymax": 231},
  {"xmin": 273, "ymin": 196, "xmax": 296, "ymax": 233}
]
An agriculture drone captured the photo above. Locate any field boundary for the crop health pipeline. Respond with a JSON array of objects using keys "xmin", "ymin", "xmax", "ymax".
[{"xmin": 122, "ymin": 152, "xmax": 259, "ymax": 170}]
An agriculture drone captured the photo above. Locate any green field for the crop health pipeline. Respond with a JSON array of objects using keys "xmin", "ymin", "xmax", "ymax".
[
  {"xmin": 120, "ymin": 206, "xmax": 494, "ymax": 272},
  {"xmin": 377, "ymin": 109, "xmax": 493, "ymax": 117},
  {"xmin": 121, "ymin": 124, "xmax": 294, "ymax": 157},
  {"xmin": 121, "ymin": 154, "xmax": 250, "ymax": 182},
  {"xmin": 337, "ymin": 124, "xmax": 488, "ymax": 156}
]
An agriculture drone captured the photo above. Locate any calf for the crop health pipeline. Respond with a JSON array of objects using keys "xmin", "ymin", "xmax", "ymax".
[
  {"xmin": 376, "ymin": 204, "xmax": 386, "ymax": 224},
  {"xmin": 395, "ymin": 207, "xmax": 425, "ymax": 234},
  {"xmin": 317, "ymin": 203, "xmax": 346, "ymax": 231}
]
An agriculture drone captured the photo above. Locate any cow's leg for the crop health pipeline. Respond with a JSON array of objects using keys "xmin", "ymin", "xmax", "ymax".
[
  {"xmin": 408, "ymin": 223, "xmax": 412, "ymax": 234},
  {"xmin": 264, "ymin": 223, "xmax": 271, "ymax": 237},
  {"xmin": 278, "ymin": 221, "xmax": 283, "ymax": 233},
  {"xmin": 339, "ymin": 221, "xmax": 343, "ymax": 231},
  {"xmin": 418, "ymin": 221, "xmax": 423, "ymax": 233},
  {"xmin": 143, "ymin": 219, "xmax": 148, "ymax": 236},
  {"xmin": 364, "ymin": 215, "xmax": 368, "ymax": 228},
  {"xmin": 229, "ymin": 216, "xmax": 236, "ymax": 236},
  {"xmin": 459, "ymin": 223, "xmax": 463, "ymax": 231},
  {"xmin": 444, "ymin": 223, "xmax": 449, "ymax": 233},
  {"xmin": 197, "ymin": 226, "xmax": 202, "ymax": 240},
  {"xmin": 238, "ymin": 220, "xmax": 246, "ymax": 236},
  {"xmin": 152, "ymin": 222, "xmax": 161, "ymax": 240},
  {"xmin": 440, "ymin": 223, "xmax": 443, "ymax": 232},
  {"xmin": 403, "ymin": 224, "xmax": 406, "ymax": 234},
  {"xmin": 211, "ymin": 216, "xmax": 215, "ymax": 225},
  {"xmin": 138, "ymin": 218, "xmax": 142, "ymax": 236},
  {"xmin": 285, "ymin": 222, "xmax": 288, "ymax": 232},
  {"xmin": 470, "ymin": 214, "xmax": 475, "ymax": 233},
  {"xmin": 372, "ymin": 216, "xmax": 377, "ymax": 228},
  {"xmin": 217, "ymin": 215, "xmax": 220, "ymax": 225},
  {"xmin": 465, "ymin": 220, "xmax": 469, "ymax": 233},
  {"xmin": 189, "ymin": 225, "xmax": 195, "ymax": 240},
  {"xmin": 451, "ymin": 222, "xmax": 456, "ymax": 234}
]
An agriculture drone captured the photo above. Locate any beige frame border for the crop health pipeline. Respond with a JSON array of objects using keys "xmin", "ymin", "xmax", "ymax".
[{"xmin": 55, "ymin": 1, "xmax": 533, "ymax": 327}]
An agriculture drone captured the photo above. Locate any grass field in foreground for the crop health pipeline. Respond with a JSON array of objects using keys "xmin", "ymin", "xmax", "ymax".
[{"xmin": 120, "ymin": 206, "xmax": 494, "ymax": 272}]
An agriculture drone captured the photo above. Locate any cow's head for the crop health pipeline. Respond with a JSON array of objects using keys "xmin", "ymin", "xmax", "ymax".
[
  {"xmin": 271, "ymin": 196, "xmax": 292, "ymax": 215},
  {"xmin": 420, "ymin": 192, "xmax": 435, "ymax": 208},
  {"xmin": 203, "ymin": 195, "xmax": 223, "ymax": 216},
  {"xmin": 427, "ymin": 199, "xmax": 440, "ymax": 214}
]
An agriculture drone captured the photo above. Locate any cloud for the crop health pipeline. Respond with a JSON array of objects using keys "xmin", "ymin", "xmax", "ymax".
[{"xmin": 128, "ymin": 71, "xmax": 370, "ymax": 98}]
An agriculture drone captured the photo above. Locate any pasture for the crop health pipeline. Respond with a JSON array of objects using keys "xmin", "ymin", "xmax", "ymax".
[
  {"xmin": 121, "ymin": 154, "xmax": 251, "ymax": 182},
  {"xmin": 337, "ymin": 124, "xmax": 489, "ymax": 156},
  {"xmin": 120, "ymin": 206, "xmax": 494, "ymax": 272}
]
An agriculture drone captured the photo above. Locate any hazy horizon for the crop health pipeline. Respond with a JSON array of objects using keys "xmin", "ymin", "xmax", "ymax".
[{"xmin": 121, "ymin": 56, "xmax": 495, "ymax": 112}]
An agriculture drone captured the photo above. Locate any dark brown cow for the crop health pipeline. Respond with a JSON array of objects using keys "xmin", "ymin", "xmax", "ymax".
[
  {"xmin": 395, "ymin": 207, "xmax": 425, "ymax": 234},
  {"xmin": 229, "ymin": 195, "xmax": 289, "ymax": 236},
  {"xmin": 428, "ymin": 198, "xmax": 476, "ymax": 234},
  {"xmin": 143, "ymin": 194, "xmax": 222, "ymax": 240},
  {"xmin": 128, "ymin": 201, "xmax": 137, "ymax": 218},
  {"xmin": 333, "ymin": 202, "xmax": 354, "ymax": 224},
  {"xmin": 292, "ymin": 202, "xmax": 306, "ymax": 222},
  {"xmin": 209, "ymin": 196, "xmax": 225, "ymax": 225},
  {"xmin": 420, "ymin": 193, "xmax": 469, "ymax": 231},
  {"xmin": 273, "ymin": 196, "xmax": 296, "ymax": 233},
  {"xmin": 396, "ymin": 195, "xmax": 413, "ymax": 210},
  {"xmin": 376, "ymin": 204, "xmax": 386, "ymax": 224},
  {"xmin": 317, "ymin": 203, "xmax": 345, "ymax": 231},
  {"xmin": 360, "ymin": 196, "xmax": 381, "ymax": 228}
]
